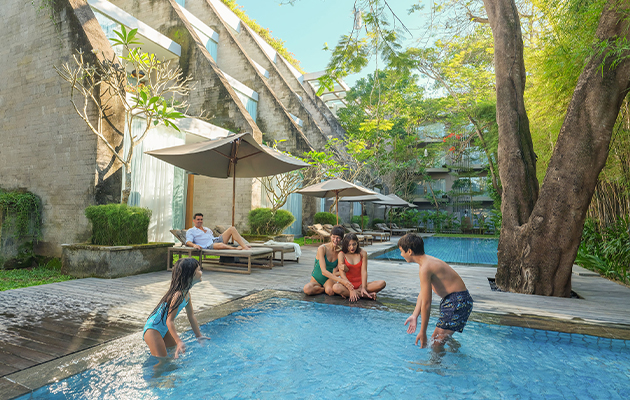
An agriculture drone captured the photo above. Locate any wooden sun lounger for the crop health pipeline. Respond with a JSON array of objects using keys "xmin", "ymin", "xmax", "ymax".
[
  {"xmin": 167, "ymin": 240, "xmax": 274, "ymax": 274},
  {"xmin": 200, "ymin": 247, "xmax": 274, "ymax": 274},
  {"xmin": 351, "ymin": 223, "xmax": 391, "ymax": 241},
  {"xmin": 249, "ymin": 242, "xmax": 299, "ymax": 266}
]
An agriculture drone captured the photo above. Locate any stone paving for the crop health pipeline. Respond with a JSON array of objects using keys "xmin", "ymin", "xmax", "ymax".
[{"xmin": 1, "ymin": 238, "xmax": 629, "ymax": 398}]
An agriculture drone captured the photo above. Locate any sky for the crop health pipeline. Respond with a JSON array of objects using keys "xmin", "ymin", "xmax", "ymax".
[{"xmin": 233, "ymin": 0, "xmax": 426, "ymax": 86}]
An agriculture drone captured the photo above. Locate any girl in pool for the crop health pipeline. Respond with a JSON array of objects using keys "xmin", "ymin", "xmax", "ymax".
[
  {"xmin": 143, "ymin": 258, "xmax": 210, "ymax": 358},
  {"xmin": 333, "ymin": 233, "xmax": 386, "ymax": 302}
]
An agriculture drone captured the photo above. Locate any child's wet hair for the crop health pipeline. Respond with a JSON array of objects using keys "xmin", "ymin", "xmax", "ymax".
[
  {"xmin": 398, "ymin": 233, "xmax": 425, "ymax": 255},
  {"xmin": 341, "ymin": 233, "xmax": 361, "ymax": 254},
  {"xmin": 331, "ymin": 225, "xmax": 345, "ymax": 238},
  {"xmin": 148, "ymin": 258, "xmax": 200, "ymax": 323}
]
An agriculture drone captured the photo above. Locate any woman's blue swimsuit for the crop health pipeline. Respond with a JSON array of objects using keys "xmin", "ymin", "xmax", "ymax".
[{"xmin": 143, "ymin": 296, "xmax": 189, "ymax": 338}]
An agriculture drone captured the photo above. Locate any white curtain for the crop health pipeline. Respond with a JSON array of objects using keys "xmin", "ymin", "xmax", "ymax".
[{"xmin": 124, "ymin": 118, "xmax": 186, "ymax": 242}]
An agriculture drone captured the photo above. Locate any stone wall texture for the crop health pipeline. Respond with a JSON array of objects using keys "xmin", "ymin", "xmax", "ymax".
[{"xmin": 0, "ymin": 0, "xmax": 124, "ymax": 257}]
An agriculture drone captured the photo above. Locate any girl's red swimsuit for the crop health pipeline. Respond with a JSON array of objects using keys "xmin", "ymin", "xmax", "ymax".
[{"xmin": 344, "ymin": 255, "xmax": 362, "ymax": 289}]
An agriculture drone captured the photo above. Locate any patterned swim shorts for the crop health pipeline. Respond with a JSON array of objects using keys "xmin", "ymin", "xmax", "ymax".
[{"xmin": 436, "ymin": 290, "xmax": 474, "ymax": 333}]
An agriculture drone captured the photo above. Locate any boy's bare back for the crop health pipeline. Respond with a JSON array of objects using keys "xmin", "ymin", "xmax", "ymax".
[{"xmin": 418, "ymin": 255, "xmax": 467, "ymax": 299}]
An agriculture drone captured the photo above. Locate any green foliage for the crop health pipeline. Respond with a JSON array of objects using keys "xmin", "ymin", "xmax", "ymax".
[
  {"xmin": 0, "ymin": 189, "xmax": 41, "ymax": 238},
  {"xmin": 577, "ymin": 217, "xmax": 630, "ymax": 283},
  {"xmin": 85, "ymin": 204, "xmax": 151, "ymax": 246},
  {"xmin": 526, "ymin": 0, "xmax": 609, "ymax": 182},
  {"xmin": 371, "ymin": 218, "xmax": 385, "ymax": 229},
  {"xmin": 313, "ymin": 212, "xmax": 337, "ymax": 226},
  {"xmin": 0, "ymin": 264, "xmax": 74, "ymax": 291},
  {"xmin": 248, "ymin": 208, "xmax": 295, "ymax": 235},
  {"xmin": 351, "ymin": 215, "xmax": 369, "ymax": 227},
  {"xmin": 220, "ymin": 0, "xmax": 304, "ymax": 73}
]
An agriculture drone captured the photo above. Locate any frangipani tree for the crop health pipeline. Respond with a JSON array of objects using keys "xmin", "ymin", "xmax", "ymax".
[
  {"xmin": 55, "ymin": 26, "xmax": 191, "ymax": 204},
  {"xmin": 258, "ymin": 142, "xmax": 347, "ymax": 212}
]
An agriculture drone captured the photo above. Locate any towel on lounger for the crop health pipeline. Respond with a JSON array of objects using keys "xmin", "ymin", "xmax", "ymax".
[{"xmin": 262, "ymin": 240, "xmax": 302, "ymax": 258}]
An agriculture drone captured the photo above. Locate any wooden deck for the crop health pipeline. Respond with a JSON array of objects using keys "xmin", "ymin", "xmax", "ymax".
[{"xmin": 1, "ymin": 241, "xmax": 629, "ymax": 398}]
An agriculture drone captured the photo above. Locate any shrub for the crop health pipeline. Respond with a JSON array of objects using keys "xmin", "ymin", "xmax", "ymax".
[
  {"xmin": 313, "ymin": 212, "xmax": 337, "ymax": 226},
  {"xmin": 0, "ymin": 188, "xmax": 42, "ymax": 269},
  {"xmin": 371, "ymin": 218, "xmax": 385, "ymax": 229},
  {"xmin": 351, "ymin": 215, "xmax": 369, "ymax": 227},
  {"xmin": 248, "ymin": 208, "xmax": 296, "ymax": 235},
  {"xmin": 85, "ymin": 204, "xmax": 151, "ymax": 245},
  {"xmin": 577, "ymin": 217, "xmax": 629, "ymax": 283}
]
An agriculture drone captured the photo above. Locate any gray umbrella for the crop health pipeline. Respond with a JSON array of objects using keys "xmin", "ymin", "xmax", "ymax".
[
  {"xmin": 146, "ymin": 132, "xmax": 309, "ymax": 225},
  {"xmin": 338, "ymin": 192, "xmax": 391, "ymax": 229},
  {"xmin": 297, "ymin": 178, "xmax": 375, "ymax": 224}
]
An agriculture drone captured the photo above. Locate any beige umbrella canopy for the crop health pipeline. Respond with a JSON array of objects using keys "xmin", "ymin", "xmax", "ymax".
[
  {"xmin": 374, "ymin": 194, "xmax": 417, "ymax": 227},
  {"xmin": 374, "ymin": 194, "xmax": 418, "ymax": 208},
  {"xmin": 146, "ymin": 133, "xmax": 309, "ymax": 225},
  {"xmin": 297, "ymin": 178, "xmax": 375, "ymax": 224},
  {"xmin": 338, "ymin": 192, "xmax": 391, "ymax": 230}
]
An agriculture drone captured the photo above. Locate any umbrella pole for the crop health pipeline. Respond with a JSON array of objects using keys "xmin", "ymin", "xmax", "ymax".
[
  {"xmin": 361, "ymin": 201, "xmax": 365, "ymax": 230},
  {"xmin": 232, "ymin": 171, "xmax": 236, "ymax": 226},
  {"xmin": 335, "ymin": 192, "xmax": 339, "ymax": 225}
]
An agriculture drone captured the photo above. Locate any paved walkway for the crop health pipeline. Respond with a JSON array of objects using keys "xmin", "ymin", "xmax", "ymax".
[{"xmin": 1, "ymin": 238, "xmax": 629, "ymax": 398}]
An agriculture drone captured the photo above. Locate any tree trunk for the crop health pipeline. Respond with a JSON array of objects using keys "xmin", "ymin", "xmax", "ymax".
[
  {"xmin": 486, "ymin": 0, "xmax": 630, "ymax": 296},
  {"xmin": 121, "ymin": 167, "xmax": 132, "ymax": 205}
]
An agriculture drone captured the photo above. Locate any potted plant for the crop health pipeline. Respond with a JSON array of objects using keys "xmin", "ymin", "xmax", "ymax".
[{"xmin": 61, "ymin": 204, "xmax": 172, "ymax": 278}]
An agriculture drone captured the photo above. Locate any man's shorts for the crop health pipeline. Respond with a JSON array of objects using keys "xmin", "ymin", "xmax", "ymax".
[
  {"xmin": 209, "ymin": 235, "xmax": 223, "ymax": 249},
  {"xmin": 436, "ymin": 290, "xmax": 474, "ymax": 333}
]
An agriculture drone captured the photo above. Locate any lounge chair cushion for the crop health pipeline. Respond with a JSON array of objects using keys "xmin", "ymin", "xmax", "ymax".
[{"xmin": 201, "ymin": 247, "xmax": 273, "ymax": 257}]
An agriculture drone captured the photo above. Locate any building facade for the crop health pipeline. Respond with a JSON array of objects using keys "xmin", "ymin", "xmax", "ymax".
[{"xmin": 0, "ymin": 0, "xmax": 348, "ymax": 256}]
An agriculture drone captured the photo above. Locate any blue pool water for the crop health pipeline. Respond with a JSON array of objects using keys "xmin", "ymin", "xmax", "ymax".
[
  {"xmin": 21, "ymin": 298, "xmax": 630, "ymax": 399},
  {"xmin": 376, "ymin": 237, "xmax": 499, "ymax": 264}
]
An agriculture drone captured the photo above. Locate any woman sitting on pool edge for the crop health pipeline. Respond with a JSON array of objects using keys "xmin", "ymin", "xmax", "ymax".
[
  {"xmin": 303, "ymin": 225, "xmax": 354, "ymax": 296},
  {"xmin": 333, "ymin": 233, "xmax": 386, "ymax": 301}
]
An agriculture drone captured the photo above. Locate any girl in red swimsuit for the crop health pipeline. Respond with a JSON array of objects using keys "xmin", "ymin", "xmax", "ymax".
[{"xmin": 333, "ymin": 233, "xmax": 386, "ymax": 302}]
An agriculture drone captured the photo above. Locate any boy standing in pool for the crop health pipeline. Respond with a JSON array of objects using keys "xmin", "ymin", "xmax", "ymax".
[{"xmin": 399, "ymin": 233, "xmax": 473, "ymax": 349}]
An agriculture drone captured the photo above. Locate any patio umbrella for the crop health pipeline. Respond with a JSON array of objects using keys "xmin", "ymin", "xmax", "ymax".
[
  {"xmin": 338, "ymin": 192, "xmax": 391, "ymax": 230},
  {"xmin": 374, "ymin": 194, "xmax": 418, "ymax": 208},
  {"xmin": 146, "ymin": 133, "xmax": 309, "ymax": 225},
  {"xmin": 297, "ymin": 179, "xmax": 375, "ymax": 224},
  {"xmin": 374, "ymin": 194, "xmax": 417, "ymax": 228}
]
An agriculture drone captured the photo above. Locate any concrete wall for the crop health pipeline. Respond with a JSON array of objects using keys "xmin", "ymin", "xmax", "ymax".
[
  {"xmin": 184, "ymin": 0, "xmax": 316, "ymax": 154},
  {"xmin": 0, "ymin": 0, "xmax": 125, "ymax": 257}
]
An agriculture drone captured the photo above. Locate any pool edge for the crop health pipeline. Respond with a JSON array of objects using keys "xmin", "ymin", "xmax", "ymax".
[{"xmin": 4, "ymin": 290, "xmax": 630, "ymax": 399}]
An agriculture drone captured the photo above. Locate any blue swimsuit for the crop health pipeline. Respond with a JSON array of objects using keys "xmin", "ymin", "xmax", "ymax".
[{"xmin": 143, "ymin": 295, "xmax": 189, "ymax": 338}]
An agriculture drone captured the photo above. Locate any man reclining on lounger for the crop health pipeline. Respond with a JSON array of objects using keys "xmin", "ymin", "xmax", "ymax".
[{"xmin": 186, "ymin": 213, "xmax": 252, "ymax": 250}]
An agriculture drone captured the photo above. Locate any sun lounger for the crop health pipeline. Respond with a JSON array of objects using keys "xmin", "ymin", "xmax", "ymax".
[
  {"xmin": 391, "ymin": 223, "xmax": 416, "ymax": 233},
  {"xmin": 325, "ymin": 224, "xmax": 373, "ymax": 245},
  {"xmin": 248, "ymin": 241, "xmax": 300, "ymax": 266},
  {"xmin": 168, "ymin": 229, "xmax": 273, "ymax": 274},
  {"xmin": 199, "ymin": 247, "xmax": 274, "ymax": 274},
  {"xmin": 350, "ymin": 223, "xmax": 391, "ymax": 241},
  {"xmin": 307, "ymin": 224, "xmax": 330, "ymax": 244},
  {"xmin": 376, "ymin": 223, "xmax": 408, "ymax": 236}
]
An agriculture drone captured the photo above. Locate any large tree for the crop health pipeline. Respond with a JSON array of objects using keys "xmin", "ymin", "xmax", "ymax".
[{"xmin": 484, "ymin": 0, "xmax": 630, "ymax": 296}]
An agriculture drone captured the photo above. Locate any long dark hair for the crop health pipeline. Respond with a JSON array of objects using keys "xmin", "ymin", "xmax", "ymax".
[
  {"xmin": 148, "ymin": 258, "xmax": 199, "ymax": 323},
  {"xmin": 341, "ymin": 233, "xmax": 361, "ymax": 254}
]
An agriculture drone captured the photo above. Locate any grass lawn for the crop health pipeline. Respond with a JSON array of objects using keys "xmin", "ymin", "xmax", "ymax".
[{"xmin": 0, "ymin": 261, "xmax": 74, "ymax": 291}]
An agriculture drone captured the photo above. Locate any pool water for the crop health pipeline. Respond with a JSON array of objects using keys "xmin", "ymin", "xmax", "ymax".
[
  {"xmin": 20, "ymin": 298, "xmax": 629, "ymax": 399},
  {"xmin": 376, "ymin": 237, "xmax": 499, "ymax": 264}
]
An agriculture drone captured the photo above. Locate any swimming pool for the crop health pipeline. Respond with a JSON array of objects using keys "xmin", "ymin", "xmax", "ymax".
[
  {"xmin": 18, "ymin": 297, "xmax": 629, "ymax": 399},
  {"xmin": 376, "ymin": 236, "xmax": 499, "ymax": 264}
]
